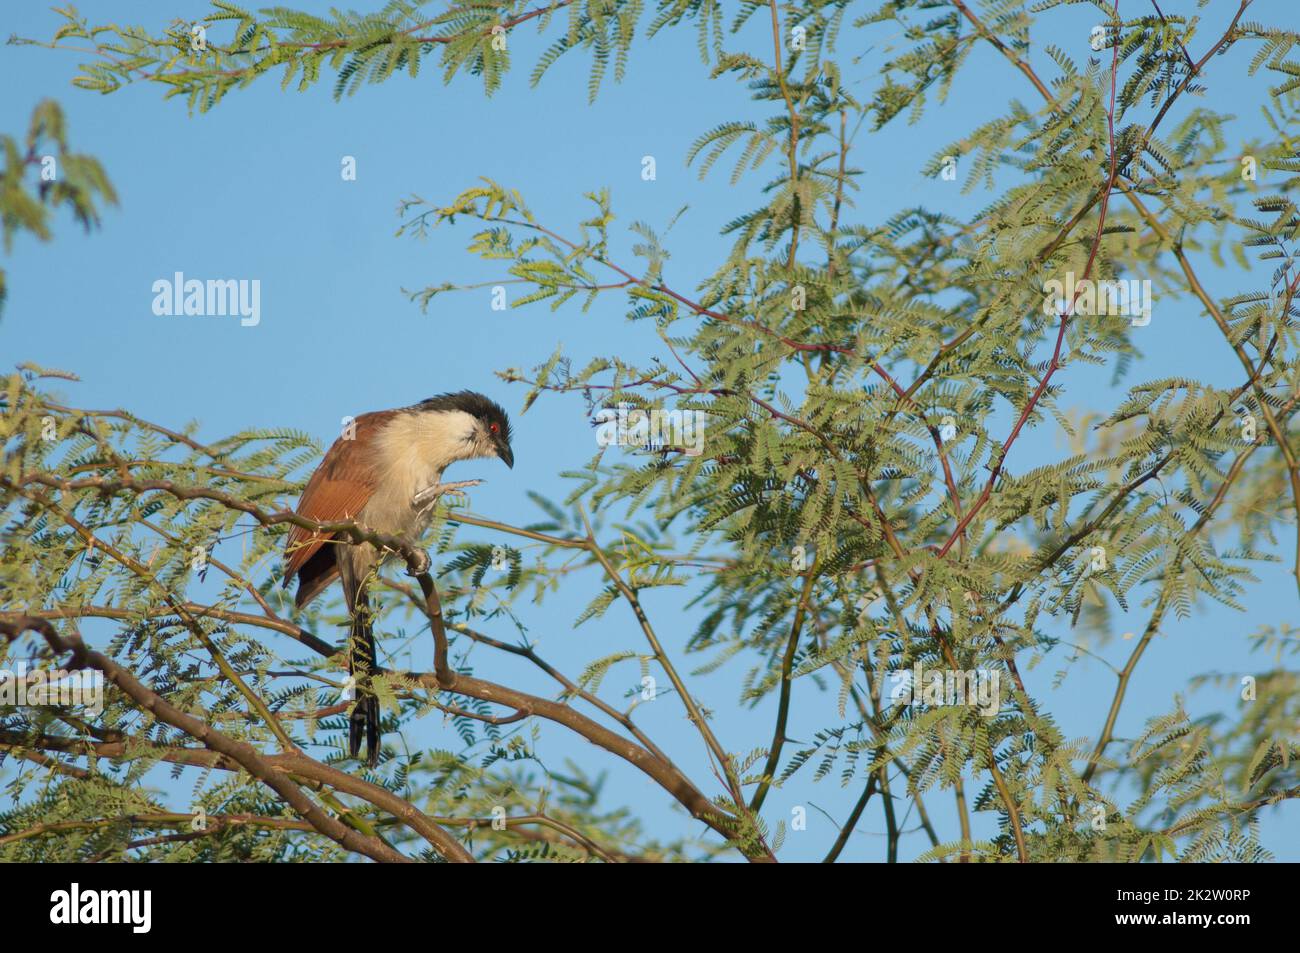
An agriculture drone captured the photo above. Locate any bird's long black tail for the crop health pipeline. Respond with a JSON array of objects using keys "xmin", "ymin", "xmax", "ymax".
[{"xmin": 348, "ymin": 588, "xmax": 381, "ymax": 767}]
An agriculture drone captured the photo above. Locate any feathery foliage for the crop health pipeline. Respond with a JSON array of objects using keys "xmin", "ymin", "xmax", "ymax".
[{"xmin": 3, "ymin": 0, "xmax": 1299, "ymax": 862}]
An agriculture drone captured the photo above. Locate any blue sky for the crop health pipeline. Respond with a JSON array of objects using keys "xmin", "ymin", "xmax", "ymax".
[{"xmin": 2, "ymin": 0, "xmax": 1296, "ymax": 861}]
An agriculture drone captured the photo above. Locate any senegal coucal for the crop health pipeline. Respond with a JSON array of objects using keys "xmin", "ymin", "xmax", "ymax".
[{"xmin": 284, "ymin": 392, "xmax": 514, "ymax": 766}]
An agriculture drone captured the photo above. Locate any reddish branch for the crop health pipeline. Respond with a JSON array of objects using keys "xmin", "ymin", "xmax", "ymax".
[
  {"xmin": 935, "ymin": 0, "xmax": 1120, "ymax": 558},
  {"xmin": 414, "ymin": 205, "xmax": 970, "ymax": 532},
  {"xmin": 2, "ymin": 466, "xmax": 768, "ymax": 860},
  {"xmin": 409, "ymin": 571, "xmax": 772, "ymax": 860},
  {"xmin": 0, "ymin": 616, "xmax": 463, "ymax": 863}
]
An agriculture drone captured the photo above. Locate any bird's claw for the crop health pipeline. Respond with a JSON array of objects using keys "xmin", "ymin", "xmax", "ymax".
[
  {"xmin": 406, "ymin": 549, "xmax": 431, "ymax": 577},
  {"xmin": 412, "ymin": 479, "xmax": 483, "ymax": 510}
]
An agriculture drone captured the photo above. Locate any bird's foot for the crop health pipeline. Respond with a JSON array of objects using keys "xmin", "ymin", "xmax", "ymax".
[
  {"xmin": 412, "ymin": 478, "xmax": 483, "ymax": 511},
  {"xmin": 405, "ymin": 548, "xmax": 432, "ymax": 577}
]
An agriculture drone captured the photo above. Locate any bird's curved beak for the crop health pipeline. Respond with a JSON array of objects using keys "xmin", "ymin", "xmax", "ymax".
[{"xmin": 498, "ymin": 445, "xmax": 514, "ymax": 469}]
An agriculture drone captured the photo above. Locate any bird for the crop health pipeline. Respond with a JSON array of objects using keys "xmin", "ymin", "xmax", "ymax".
[{"xmin": 283, "ymin": 391, "xmax": 514, "ymax": 766}]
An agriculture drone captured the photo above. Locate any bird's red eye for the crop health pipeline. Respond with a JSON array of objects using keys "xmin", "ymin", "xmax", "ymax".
[{"xmin": 489, "ymin": 422, "xmax": 499, "ymax": 434}]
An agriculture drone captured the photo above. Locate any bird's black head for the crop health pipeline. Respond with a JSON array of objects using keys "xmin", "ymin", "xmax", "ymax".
[{"xmin": 417, "ymin": 391, "xmax": 514, "ymax": 468}]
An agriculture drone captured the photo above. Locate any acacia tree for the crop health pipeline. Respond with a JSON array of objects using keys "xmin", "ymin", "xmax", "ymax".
[{"xmin": 2, "ymin": 0, "xmax": 1299, "ymax": 863}]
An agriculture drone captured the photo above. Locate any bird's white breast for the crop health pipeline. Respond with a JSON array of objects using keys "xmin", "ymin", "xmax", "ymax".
[{"xmin": 361, "ymin": 409, "xmax": 477, "ymax": 538}]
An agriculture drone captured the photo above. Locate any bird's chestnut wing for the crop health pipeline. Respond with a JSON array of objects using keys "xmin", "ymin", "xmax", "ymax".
[{"xmin": 284, "ymin": 411, "xmax": 391, "ymax": 588}]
